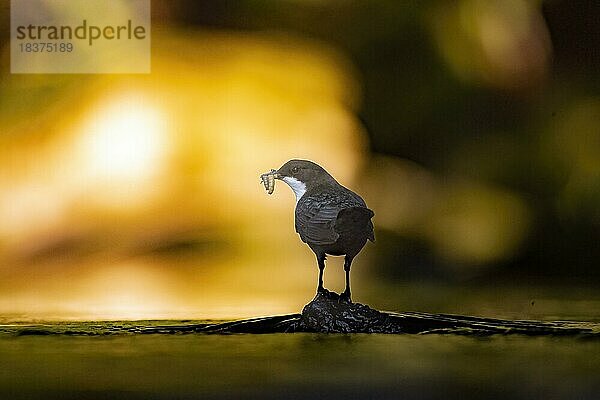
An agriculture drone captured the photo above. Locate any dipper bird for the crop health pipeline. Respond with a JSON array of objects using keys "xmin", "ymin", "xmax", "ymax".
[{"xmin": 261, "ymin": 160, "xmax": 374, "ymax": 301}]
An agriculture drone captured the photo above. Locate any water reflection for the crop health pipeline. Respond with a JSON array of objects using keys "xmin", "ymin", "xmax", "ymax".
[{"xmin": 0, "ymin": 334, "xmax": 598, "ymax": 399}]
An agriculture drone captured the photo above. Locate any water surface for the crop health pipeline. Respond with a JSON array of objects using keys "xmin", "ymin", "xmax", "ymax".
[{"xmin": 1, "ymin": 321, "xmax": 599, "ymax": 399}]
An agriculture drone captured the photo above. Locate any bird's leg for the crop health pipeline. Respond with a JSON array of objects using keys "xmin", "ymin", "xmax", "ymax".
[
  {"xmin": 317, "ymin": 253, "xmax": 326, "ymax": 294},
  {"xmin": 340, "ymin": 256, "xmax": 353, "ymax": 302}
]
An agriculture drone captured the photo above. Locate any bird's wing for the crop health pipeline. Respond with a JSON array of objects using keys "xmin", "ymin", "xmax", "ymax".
[
  {"xmin": 335, "ymin": 206, "xmax": 375, "ymax": 242},
  {"xmin": 295, "ymin": 196, "xmax": 341, "ymax": 245}
]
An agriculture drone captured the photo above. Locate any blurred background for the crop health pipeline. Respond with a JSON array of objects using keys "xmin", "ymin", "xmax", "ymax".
[{"xmin": 0, "ymin": 0, "xmax": 598, "ymax": 321}]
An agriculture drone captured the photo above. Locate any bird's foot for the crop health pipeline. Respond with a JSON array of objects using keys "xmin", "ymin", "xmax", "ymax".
[
  {"xmin": 339, "ymin": 291, "xmax": 352, "ymax": 304},
  {"xmin": 317, "ymin": 287, "xmax": 341, "ymax": 301}
]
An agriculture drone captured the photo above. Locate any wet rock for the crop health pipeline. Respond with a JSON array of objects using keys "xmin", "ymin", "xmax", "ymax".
[{"xmin": 294, "ymin": 290, "xmax": 403, "ymax": 333}]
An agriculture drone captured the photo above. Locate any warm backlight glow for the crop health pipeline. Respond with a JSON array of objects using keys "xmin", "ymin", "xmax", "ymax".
[
  {"xmin": 80, "ymin": 96, "xmax": 167, "ymax": 181},
  {"xmin": 77, "ymin": 93, "xmax": 169, "ymax": 193},
  {"xmin": 0, "ymin": 32, "xmax": 366, "ymax": 319},
  {"xmin": 76, "ymin": 262, "xmax": 179, "ymax": 320}
]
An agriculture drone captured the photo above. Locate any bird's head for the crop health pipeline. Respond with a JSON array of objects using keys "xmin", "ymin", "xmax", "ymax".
[{"xmin": 274, "ymin": 159, "xmax": 337, "ymax": 201}]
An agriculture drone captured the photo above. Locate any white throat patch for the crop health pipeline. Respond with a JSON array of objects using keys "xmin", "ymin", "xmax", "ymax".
[{"xmin": 282, "ymin": 177, "xmax": 307, "ymax": 203}]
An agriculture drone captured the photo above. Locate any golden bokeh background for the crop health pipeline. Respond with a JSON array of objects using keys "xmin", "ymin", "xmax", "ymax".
[{"xmin": 0, "ymin": 0, "xmax": 598, "ymax": 320}]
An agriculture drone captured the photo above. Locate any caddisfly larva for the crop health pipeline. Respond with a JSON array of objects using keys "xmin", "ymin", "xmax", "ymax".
[{"xmin": 260, "ymin": 169, "xmax": 276, "ymax": 195}]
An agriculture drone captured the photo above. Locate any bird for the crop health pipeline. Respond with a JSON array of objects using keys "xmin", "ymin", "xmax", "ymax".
[{"xmin": 263, "ymin": 159, "xmax": 374, "ymax": 302}]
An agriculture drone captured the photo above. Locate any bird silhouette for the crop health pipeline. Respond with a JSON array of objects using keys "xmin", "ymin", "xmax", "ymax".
[{"xmin": 262, "ymin": 159, "xmax": 374, "ymax": 302}]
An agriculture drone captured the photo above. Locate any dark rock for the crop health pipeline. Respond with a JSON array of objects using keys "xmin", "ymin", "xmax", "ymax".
[{"xmin": 293, "ymin": 290, "xmax": 403, "ymax": 333}]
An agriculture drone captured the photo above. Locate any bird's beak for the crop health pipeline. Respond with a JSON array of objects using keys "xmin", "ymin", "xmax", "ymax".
[{"xmin": 260, "ymin": 169, "xmax": 279, "ymax": 178}]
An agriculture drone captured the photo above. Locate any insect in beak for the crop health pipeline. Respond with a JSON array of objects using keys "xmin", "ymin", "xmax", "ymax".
[{"xmin": 260, "ymin": 169, "xmax": 278, "ymax": 194}]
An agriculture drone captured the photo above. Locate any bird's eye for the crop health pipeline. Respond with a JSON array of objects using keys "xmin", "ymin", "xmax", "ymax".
[{"xmin": 291, "ymin": 166, "xmax": 299, "ymax": 174}]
